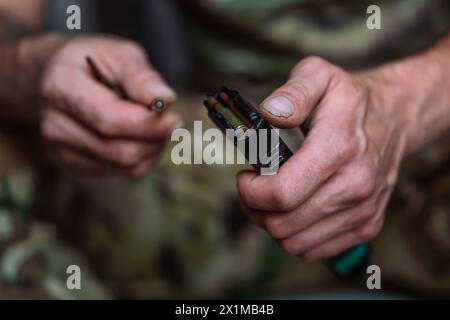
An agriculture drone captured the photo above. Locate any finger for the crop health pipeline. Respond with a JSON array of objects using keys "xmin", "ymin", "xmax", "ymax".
[
  {"xmin": 92, "ymin": 43, "xmax": 177, "ymax": 105},
  {"xmin": 303, "ymin": 233, "xmax": 359, "ymax": 262},
  {"xmin": 303, "ymin": 218, "xmax": 383, "ymax": 261},
  {"xmin": 239, "ymin": 200, "xmax": 266, "ymax": 228},
  {"xmin": 118, "ymin": 57, "xmax": 177, "ymax": 106},
  {"xmin": 59, "ymin": 147, "xmax": 106, "ymax": 177},
  {"xmin": 127, "ymin": 153, "xmax": 162, "ymax": 179},
  {"xmin": 262, "ymin": 161, "xmax": 377, "ymax": 238},
  {"xmin": 42, "ymin": 108, "xmax": 166, "ymax": 167},
  {"xmin": 275, "ymin": 203, "xmax": 374, "ymax": 255},
  {"xmin": 43, "ymin": 69, "xmax": 182, "ymax": 139},
  {"xmin": 259, "ymin": 57, "xmax": 337, "ymax": 128},
  {"xmin": 237, "ymin": 123, "xmax": 350, "ymax": 211}
]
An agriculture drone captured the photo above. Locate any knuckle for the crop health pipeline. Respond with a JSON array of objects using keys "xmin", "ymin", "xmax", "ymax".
[
  {"xmin": 336, "ymin": 136, "xmax": 359, "ymax": 162},
  {"xmin": 39, "ymin": 66, "xmax": 69, "ymax": 103},
  {"xmin": 118, "ymin": 39, "xmax": 146, "ymax": 56},
  {"xmin": 293, "ymin": 210, "xmax": 315, "ymax": 231},
  {"xmin": 262, "ymin": 215, "xmax": 286, "ymax": 239},
  {"xmin": 237, "ymin": 182, "xmax": 258, "ymax": 207},
  {"xmin": 271, "ymin": 188, "xmax": 296, "ymax": 211},
  {"xmin": 355, "ymin": 222, "xmax": 381, "ymax": 241},
  {"xmin": 129, "ymin": 164, "xmax": 152, "ymax": 179},
  {"xmin": 97, "ymin": 117, "xmax": 119, "ymax": 136},
  {"xmin": 40, "ymin": 114, "xmax": 57, "ymax": 141},
  {"xmin": 125, "ymin": 69, "xmax": 160, "ymax": 88},
  {"xmin": 295, "ymin": 56, "xmax": 329, "ymax": 71},
  {"xmin": 357, "ymin": 208, "xmax": 375, "ymax": 223},
  {"xmin": 292, "ymin": 56, "xmax": 341, "ymax": 80},
  {"xmin": 348, "ymin": 163, "xmax": 377, "ymax": 201},
  {"xmin": 353, "ymin": 177, "xmax": 376, "ymax": 201},
  {"xmin": 278, "ymin": 238, "xmax": 300, "ymax": 256},
  {"xmin": 116, "ymin": 144, "xmax": 145, "ymax": 167},
  {"xmin": 40, "ymin": 76, "xmax": 58, "ymax": 103},
  {"xmin": 270, "ymin": 179, "xmax": 297, "ymax": 211}
]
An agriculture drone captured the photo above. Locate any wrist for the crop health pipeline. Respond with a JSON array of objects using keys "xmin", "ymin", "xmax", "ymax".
[
  {"xmin": 396, "ymin": 48, "xmax": 450, "ymax": 156},
  {"xmin": 17, "ymin": 32, "xmax": 67, "ymax": 98},
  {"xmin": 356, "ymin": 66, "xmax": 412, "ymax": 161},
  {"xmin": 358, "ymin": 49, "xmax": 449, "ymax": 158},
  {"xmin": 0, "ymin": 32, "xmax": 67, "ymax": 123}
]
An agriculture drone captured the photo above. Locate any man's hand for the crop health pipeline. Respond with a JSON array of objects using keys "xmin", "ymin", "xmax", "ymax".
[
  {"xmin": 39, "ymin": 36, "xmax": 182, "ymax": 178},
  {"xmin": 237, "ymin": 57, "xmax": 412, "ymax": 261}
]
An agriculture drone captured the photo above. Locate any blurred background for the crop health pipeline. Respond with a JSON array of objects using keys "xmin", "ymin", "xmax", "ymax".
[{"xmin": 0, "ymin": 0, "xmax": 450, "ymax": 299}]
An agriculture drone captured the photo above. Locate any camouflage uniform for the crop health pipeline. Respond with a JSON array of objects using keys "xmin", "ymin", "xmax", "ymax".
[{"xmin": 1, "ymin": 0, "xmax": 450, "ymax": 299}]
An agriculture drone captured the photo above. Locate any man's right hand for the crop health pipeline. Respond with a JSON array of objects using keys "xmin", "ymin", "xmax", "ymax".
[{"xmin": 39, "ymin": 36, "xmax": 182, "ymax": 178}]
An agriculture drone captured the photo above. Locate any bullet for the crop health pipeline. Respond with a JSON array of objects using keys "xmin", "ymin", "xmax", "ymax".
[
  {"xmin": 86, "ymin": 56, "xmax": 126, "ymax": 98},
  {"xmin": 151, "ymin": 98, "xmax": 167, "ymax": 112},
  {"xmin": 220, "ymin": 91, "xmax": 253, "ymax": 128},
  {"xmin": 86, "ymin": 55, "xmax": 166, "ymax": 113},
  {"xmin": 207, "ymin": 94, "xmax": 245, "ymax": 130}
]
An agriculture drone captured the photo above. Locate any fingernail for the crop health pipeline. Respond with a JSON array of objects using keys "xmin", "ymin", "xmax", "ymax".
[
  {"xmin": 261, "ymin": 96, "xmax": 294, "ymax": 118},
  {"xmin": 147, "ymin": 81, "xmax": 176, "ymax": 100}
]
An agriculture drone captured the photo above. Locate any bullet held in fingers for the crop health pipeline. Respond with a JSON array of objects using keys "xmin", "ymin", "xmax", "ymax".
[
  {"xmin": 86, "ymin": 55, "xmax": 167, "ymax": 113},
  {"xmin": 86, "ymin": 56, "xmax": 126, "ymax": 98},
  {"xmin": 151, "ymin": 98, "xmax": 167, "ymax": 113}
]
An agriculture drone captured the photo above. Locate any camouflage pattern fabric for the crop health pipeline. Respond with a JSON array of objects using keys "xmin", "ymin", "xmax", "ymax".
[
  {"xmin": 189, "ymin": 0, "xmax": 450, "ymax": 76},
  {"xmin": 1, "ymin": 0, "xmax": 450, "ymax": 299}
]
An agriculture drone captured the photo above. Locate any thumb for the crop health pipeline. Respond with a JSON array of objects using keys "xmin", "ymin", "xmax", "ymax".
[
  {"xmin": 118, "ymin": 56, "xmax": 177, "ymax": 107},
  {"xmin": 259, "ymin": 57, "xmax": 334, "ymax": 128}
]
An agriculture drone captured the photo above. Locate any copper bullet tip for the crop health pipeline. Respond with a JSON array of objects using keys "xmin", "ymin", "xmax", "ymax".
[{"xmin": 151, "ymin": 99, "xmax": 166, "ymax": 112}]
